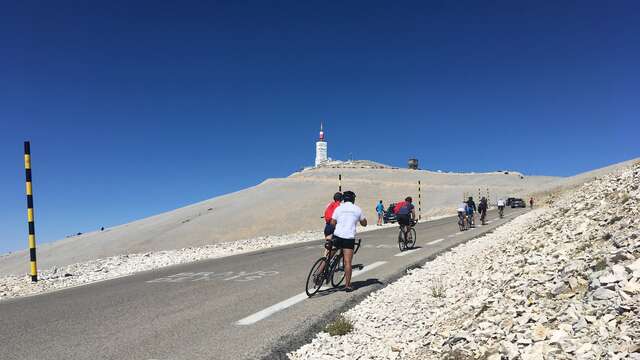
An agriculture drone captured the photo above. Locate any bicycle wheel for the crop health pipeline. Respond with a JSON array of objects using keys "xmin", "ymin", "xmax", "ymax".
[
  {"xmin": 407, "ymin": 228, "xmax": 417, "ymax": 248},
  {"xmin": 398, "ymin": 230, "xmax": 406, "ymax": 251},
  {"xmin": 458, "ymin": 217, "xmax": 464, "ymax": 231},
  {"xmin": 331, "ymin": 254, "xmax": 346, "ymax": 288},
  {"xmin": 305, "ymin": 257, "xmax": 327, "ymax": 297}
]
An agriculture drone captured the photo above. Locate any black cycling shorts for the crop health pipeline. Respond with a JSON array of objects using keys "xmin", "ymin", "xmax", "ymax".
[
  {"xmin": 324, "ymin": 223, "xmax": 335, "ymax": 237},
  {"xmin": 397, "ymin": 214, "xmax": 412, "ymax": 226},
  {"xmin": 331, "ymin": 235, "xmax": 355, "ymax": 250}
]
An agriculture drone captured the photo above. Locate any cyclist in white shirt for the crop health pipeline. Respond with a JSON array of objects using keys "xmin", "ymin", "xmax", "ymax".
[
  {"xmin": 497, "ymin": 198, "xmax": 505, "ymax": 217},
  {"xmin": 457, "ymin": 202, "xmax": 466, "ymax": 220},
  {"xmin": 330, "ymin": 190, "xmax": 367, "ymax": 292}
]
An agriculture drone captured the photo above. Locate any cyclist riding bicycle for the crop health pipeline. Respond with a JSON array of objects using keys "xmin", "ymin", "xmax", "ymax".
[
  {"xmin": 457, "ymin": 202, "xmax": 466, "ymax": 218},
  {"xmin": 478, "ymin": 197, "xmax": 488, "ymax": 224},
  {"xmin": 465, "ymin": 197, "xmax": 476, "ymax": 226},
  {"xmin": 466, "ymin": 197, "xmax": 477, "ymax": 213},
  {"xmin": 330, "ymin": 190, "xmax": 366, "ymax": 292},
  {"xmin": 497, "ymin": 198, "xmax": 505, "ymax": 217},
  {"xmin": 394, "ymin": 196, "xmax": 416, "ymax": 233},
  {"xmin": 318, "ymin": 192, "xmax": 342, "ymax": 271},
  {"xmin": 324, "ymin": 192, "xmax": 343, "ymax": 240}
]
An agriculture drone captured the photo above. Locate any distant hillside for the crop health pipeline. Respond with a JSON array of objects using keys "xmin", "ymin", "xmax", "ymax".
[{"xmin": 0, "ymin": 158, "xmax": 635, "ymax": 275}]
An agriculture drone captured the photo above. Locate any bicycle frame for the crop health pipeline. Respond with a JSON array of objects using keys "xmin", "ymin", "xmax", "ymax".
[{"xmin": 324, "ymin": 239, "xmax": 361, "ymax": 276}]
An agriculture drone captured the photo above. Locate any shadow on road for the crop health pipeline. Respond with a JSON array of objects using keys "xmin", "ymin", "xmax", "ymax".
[
  {"xmin": 351, "ymin": 278, "xmax": 383, "ymax": 291},
  {"xmin": 314, "ymin": 278, "xmax": 384, "ymax": 297}
]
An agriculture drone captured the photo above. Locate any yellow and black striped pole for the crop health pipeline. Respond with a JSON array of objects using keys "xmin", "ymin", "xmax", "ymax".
[
  {"xmin": 418, "ymin": 180, "xmax": 422, "ymax": 220},
  {"xmin": 338, "ymin": 174, "xmax": 342, "ymax": 192},
  {"xmin": 24, "ymin": 141, "xmax": 38, "ymax": 282}
]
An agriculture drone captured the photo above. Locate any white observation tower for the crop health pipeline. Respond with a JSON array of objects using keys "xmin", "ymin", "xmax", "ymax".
[{"xmin": 315, "ymin": 123, "xmax": 328, "ymax": 167}]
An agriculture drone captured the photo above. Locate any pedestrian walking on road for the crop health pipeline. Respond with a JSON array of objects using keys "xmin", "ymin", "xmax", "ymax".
[
  {"xmin": 529, "ymin": 197, "xmax": 534, "ymax": 208},
  {"xmin": 376, "ymin": 200, "xmax": 384, "ymax": 226}
]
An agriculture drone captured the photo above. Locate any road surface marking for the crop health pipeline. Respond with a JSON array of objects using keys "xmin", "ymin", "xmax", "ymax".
[
  {"xmin": 236, "ymin": 261, "xmax": 387, "ymax": 325},
  {"xmin": 147, "ymin": 270, "xmax": 278, "ymax": 283},
  {"xmin": 427, "ymin": 238, "xmax": 444, "ymax": 245},
  {"xmin": 448, "ymin": 234, "xmax": 455, "ymax": 238},
  {"xmin": 455, "ymin": 232, "xmax": 463, "ymax": 235},
  {"xmin": 394, "ymin": 248, "xmax": 422, "ymax": 257}
]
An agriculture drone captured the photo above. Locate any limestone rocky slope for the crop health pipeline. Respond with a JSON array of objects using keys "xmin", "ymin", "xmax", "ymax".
[
  {"xmin": 289, "ymin": 162, "xmax": 640, "ymax": 359},
  {"xmin": 0, "ymin": 161, "xmax": 560, "ymax": 275}
]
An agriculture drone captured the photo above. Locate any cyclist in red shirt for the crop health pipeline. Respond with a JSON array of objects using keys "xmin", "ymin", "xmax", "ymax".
[{"xmin": 324, "ymin": 192, "xmax": 342, "ymax": 240}]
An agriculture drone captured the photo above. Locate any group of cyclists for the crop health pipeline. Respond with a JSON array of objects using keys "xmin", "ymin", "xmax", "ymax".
[
  {"xmin": 457, "ymin": 196, "xmax": 490, "ymax": 228},
  {"xmin": 321, "ymin": 191, "xmax": 417, "ymax": 292},
  {"xmin": 317, "ymin": 191, "xmax": 524, "ymax": 293}
]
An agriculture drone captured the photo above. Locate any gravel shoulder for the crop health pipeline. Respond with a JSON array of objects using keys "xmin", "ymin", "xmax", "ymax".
[{"xmin": 288, "ymin": 162, "xmax": 640, "ymax": 360}]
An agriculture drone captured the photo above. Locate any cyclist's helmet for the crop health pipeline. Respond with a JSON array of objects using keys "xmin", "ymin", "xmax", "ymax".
[
  {"xmin": 405, "ymin": 196, "xmax": 412, "ymax": 203},
  {"xmin": 333, "ymin": 192, "xmax": 343, "ymax": 202},
  {"xmin": 342, "ymin": 191, "xmax": 356, "ymax": 203}
]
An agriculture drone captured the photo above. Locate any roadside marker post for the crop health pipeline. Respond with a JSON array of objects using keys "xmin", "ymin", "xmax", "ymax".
[
  {"xmin": 24, "ymin": 141, "xmax": 38, "ymax": 282},
  {"xmin": 418, "ymin": 180, "xmax": 422, "ymax": 220},
  {"xmin": 338, "ymin": 174, "xmax": 342, "ymax": 192}
]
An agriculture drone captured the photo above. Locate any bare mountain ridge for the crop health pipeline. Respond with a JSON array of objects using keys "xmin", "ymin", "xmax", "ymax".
[{"xmin": 0, "ymin": 158, "xmax": 637, "ymax": 275}]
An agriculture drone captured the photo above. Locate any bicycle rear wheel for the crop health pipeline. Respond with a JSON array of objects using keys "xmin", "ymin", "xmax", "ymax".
[
  {"xmin": 398, "ymin": 230, "xmax": 406, "ymax": 251},
  {"xmin": 407, "ymin": 228, "xmax": 417, "ymax": 248},
  {"xmin": 330, "ymin": 254, "xmax": 345, "ymax": 288},
  {"xmin": 305, "ymin": 257, "xmax": 327, "ymax": 297}
]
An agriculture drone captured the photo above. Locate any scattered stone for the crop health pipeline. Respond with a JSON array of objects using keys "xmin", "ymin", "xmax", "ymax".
[{"xmin": 288, "ymin": 163, "xmax": 640, "ymax": 360}]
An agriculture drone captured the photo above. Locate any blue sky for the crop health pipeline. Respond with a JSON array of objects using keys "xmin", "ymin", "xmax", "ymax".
[{"xmin": 1, "ymin": 1, "xmax": 638, "ymax": 253}]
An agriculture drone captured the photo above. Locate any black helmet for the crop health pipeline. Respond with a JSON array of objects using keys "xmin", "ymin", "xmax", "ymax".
[
  {"xmin": 333, "ymin": 192, "xmax": 343, "ymax": 201},
  {"xmin": 342, "ymin": 190, "xmax": 356, "ymax": 203},
  {"xmin": 405, "ymin": 196, "xmax": 412, "ymax": 203}
]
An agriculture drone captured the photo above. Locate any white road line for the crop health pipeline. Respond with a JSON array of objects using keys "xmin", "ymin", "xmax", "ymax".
[
  {"xmin": 455, "ymin": 231, "xmax": 463, "ymax": 235},
  {"xmin": 448, "ymin": 234, "xmax": 455, "ymax": 238},
  {"xmin": 427, "ymin": 238, "xmax": 444, "ymax": 245},
  {"xmin": 394, "ymin": 248, "xmax": 422, "ymax": 257},
  {"xmin": 236, "ymin": 261, "xmax": 388, "ymax": 325}
]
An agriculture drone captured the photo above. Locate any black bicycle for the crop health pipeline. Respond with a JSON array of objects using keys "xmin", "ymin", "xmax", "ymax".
[
  {"xmin": 305, "ymin": 239, "xmax": 361, "ymax": 297},
  {"xmin": 398, "ymin": 220, "xmax": 417, "ymax": 251}
]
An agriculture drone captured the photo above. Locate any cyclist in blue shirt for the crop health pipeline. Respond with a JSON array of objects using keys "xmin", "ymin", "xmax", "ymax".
[{"xmin": 465, "ymin": 197, "xmax": 476, "ymax": 227}]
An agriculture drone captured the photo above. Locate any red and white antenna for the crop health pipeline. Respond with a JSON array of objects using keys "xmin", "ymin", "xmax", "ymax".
[{"xmin": 319, "ymin": 122, "xmax": 325, "ymax": 141}]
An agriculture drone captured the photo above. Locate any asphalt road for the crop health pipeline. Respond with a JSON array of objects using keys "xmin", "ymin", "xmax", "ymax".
[{"xmin": 0, "ymin": 208, "xmax": 527, "ymax": 360}]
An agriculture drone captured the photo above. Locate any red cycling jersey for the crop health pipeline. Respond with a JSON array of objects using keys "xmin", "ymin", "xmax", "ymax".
[{"xmin": 324, "ymin": 201, "xmax": 341, "ymax": 224}]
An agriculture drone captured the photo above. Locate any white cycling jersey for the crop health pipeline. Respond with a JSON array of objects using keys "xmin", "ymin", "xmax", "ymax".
[{"xmin": 497, "ymin": 200, "xmax": 505, "ymax": 207}]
